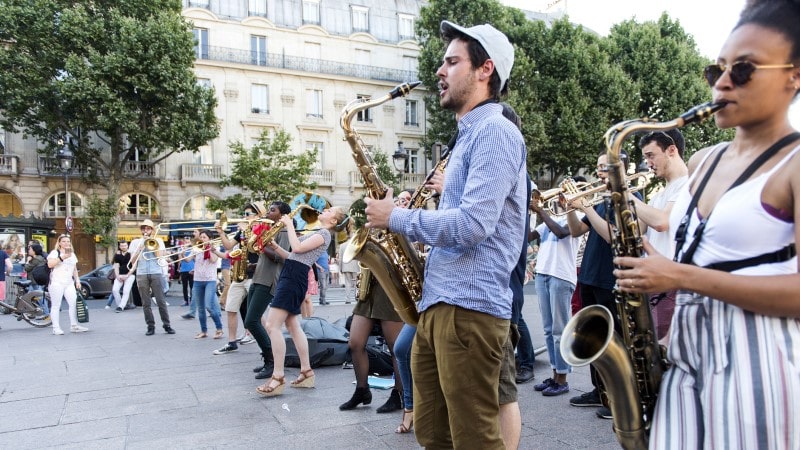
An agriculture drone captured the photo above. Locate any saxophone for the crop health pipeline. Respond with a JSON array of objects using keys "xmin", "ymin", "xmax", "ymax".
[
  {"xmin": 252, "ymin": 204, "xmax": 316, "ymax": 251},
  {"xmin": 560, "ymin": 102, "xmax": 723, "ymax": 450},
  {"xmin": 407, "ymin": 148, "xmax": 450, "ymax": 210},
  {"xmin": 340, "ymin": 81, "xmax": 425, "ymax": 325}
]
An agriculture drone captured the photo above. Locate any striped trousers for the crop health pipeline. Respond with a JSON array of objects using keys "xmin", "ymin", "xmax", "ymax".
[{"xmin": 650, "ymin": 291, "xmax": 800, "ymax": 450}]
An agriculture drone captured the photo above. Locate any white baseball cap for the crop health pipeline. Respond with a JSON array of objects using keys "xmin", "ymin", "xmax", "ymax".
[{"xmin": 440, "ymin": 20, "xmax": 514, "ymax": 90}]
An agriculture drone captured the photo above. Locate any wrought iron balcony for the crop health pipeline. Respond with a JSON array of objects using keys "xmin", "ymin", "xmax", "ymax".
[{"xmin": 200, "ymin": 45, "xmax": 418, "ymax": 83}]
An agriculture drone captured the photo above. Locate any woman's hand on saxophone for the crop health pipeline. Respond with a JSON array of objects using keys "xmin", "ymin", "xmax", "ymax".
[
  {"xmin": 613, "ymin": 237, "xmax": 685, "ymax": 294},
  {"xmin": 364, "ymin": 188, "xmax": 396, "ymax": 229}
]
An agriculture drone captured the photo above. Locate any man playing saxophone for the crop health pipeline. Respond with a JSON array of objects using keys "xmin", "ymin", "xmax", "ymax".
[
  {"xmin": 211, "ymin": 201, "xmax": 265, "ymax": 355},
  {"xmin": 365, "ymin": 20, "xmax": 526, "ymax": 450}
]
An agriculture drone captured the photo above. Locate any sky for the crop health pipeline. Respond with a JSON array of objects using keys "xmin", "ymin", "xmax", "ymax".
[{"xmin": 499, "ymin": 0, "xmax": 800, "ymax": 128}]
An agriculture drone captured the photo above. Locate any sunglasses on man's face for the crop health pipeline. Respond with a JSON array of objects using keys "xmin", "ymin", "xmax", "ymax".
[{"xmin": 703, "ymin": 61, "xmax": 795, "ymax": 87}]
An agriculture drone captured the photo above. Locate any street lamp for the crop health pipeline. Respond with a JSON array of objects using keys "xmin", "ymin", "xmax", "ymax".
[
  {"xmin": 392, "ymin": 141, "xmax": 408, "ymax": 174},
  {"xmin": 56, "ymin": 138, "xmax": 74, "ymax": 232}
]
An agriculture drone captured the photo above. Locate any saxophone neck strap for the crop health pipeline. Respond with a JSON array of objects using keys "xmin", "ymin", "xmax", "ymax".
[{"xmin": 674, "ymin": 131, "xmax": 800, "ymax": 265}]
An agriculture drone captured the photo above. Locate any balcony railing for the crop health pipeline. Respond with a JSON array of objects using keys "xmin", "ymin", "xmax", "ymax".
[
  {"xmin": 37, "ymin": 156, "xmax": 87, "ymax": 177},
  {"xmin": 311, "ymin": 169, "xmax": 335, "ymax": 187},
  {"xmin": 202, "ymin": 46, "xmax": 418, "ymax": 83},
  {"xmin": 124, "ymin": 160, "xmax": 159, "ymax": 179},
  {"xmin": 401, "ymin": 173, "xmax": 425, "ymax": 188},
  {"xmin": 0, "ymin": 154, "xmax": 19, "ymax": 177},
  {"xmin": 349, "ymin": 171, "xmax": 364, "ymax": 192},
  {"xmin": 180, "ymin": 163, "xmax": 224, "ymax": 185}
]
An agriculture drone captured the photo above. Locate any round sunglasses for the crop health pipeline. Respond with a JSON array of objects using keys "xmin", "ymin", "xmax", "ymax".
[{"xmin": 703, "ymin": 61, "xmax": 795, "ymax": 87}]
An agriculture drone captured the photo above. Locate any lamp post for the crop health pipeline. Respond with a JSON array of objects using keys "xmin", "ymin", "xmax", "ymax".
[
  {"xmin": 57, "ymin": 138, "xmax": 74, "ymax": 234},
  {"xmin": 392, "ymin": 140, "xmax": 408, "ymax": 172}
]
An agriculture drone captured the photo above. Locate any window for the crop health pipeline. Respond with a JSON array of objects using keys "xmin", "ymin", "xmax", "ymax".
[
  {"xmin": 197, "ymin": 78, "xmax": 212, "ymax": 89},
  {"xmin": 193, "ymin": 28, "xmax": 209, "ymax": 59},
  {"xmin": 189, "ymin": 0, "xmax": 209, "ymax": 7},
  {"xmin": 45, "ymin": 192, "xmax": 83, "ymax": 218},
  {"xmin": 398, "ymin": 14, "xmax": 414, "ymax": 40},
  {"xmin": 405, "ymin": 100, "xmax": 418, "ymax": 126},
  {"xmin": 403, "ymin": 55, "xmax": 418, "ymax": 74},
  {"xmin": 351, "ymin": 6, "xmax": 369, "ymax": 33},
  {"xmin": 0, "ymin": 128, "xmax": 5, "ymax": 153},
  {"xmin": 302, "ymin": 0, "xmax": 320, "ymax": 25},
  {"xmin": 306, "ymin": 141, "xmax": 324, "ymax": 168},
  {"xmin": 304, "ymin": 41, "xmax": 321, "ymax": 72},
  {"xmin": 251, "ymin": 35, "xmax": 267, "ymax": 66},
  {"xmin": 251, "ymin": 84, "xmax": 269, "ymax": 114},
  {"xmin": 306, "ymin": 89, "xmax": 323, "ymax": 118},
  {"xmin": 120, "ymin": 193, "xmax": 160, "ymax": 220},
  {"xmin": 248, "ymin": 0, "xmax": 267, "ymax": 16},
  {"xmin": 357, "ymin": 95, "xmax": 372, "ymax": 122},
  {"xmin": 408, "ymin": 148, "xmax": 419, "ymax": 173},
  {"xmin": 182, "ymin": 195, "xmax": 217, "ymax": 220}
]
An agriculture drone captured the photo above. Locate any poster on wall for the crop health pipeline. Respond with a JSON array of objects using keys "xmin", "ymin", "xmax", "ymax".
[
  {"xmin": 31, "ymin": 233, "xmax": 48, "ymax": 251},
  {"xmin": 0, "ymin": 228, "xmax": 27, "ymax": 263}
]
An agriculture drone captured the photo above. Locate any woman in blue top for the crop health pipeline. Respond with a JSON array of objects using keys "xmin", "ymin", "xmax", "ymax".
[{"xmin": 257, "ymin": 206, "xmax": 347, "ymax": 397}]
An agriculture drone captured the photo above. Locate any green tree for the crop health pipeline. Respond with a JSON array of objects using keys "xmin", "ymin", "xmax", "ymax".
[
  {"xmin": 602, "ymin": 14, "xmax": 733, "ymax": 157},
  {"xmin": 208, "ymin": 129, "xmax": 317, "ymax": 213},
  {"xmin": 514, "ymin": 17, "xmax": 637, "ymax": 185},
  {"xmin": 80, "ymin": 195, "xmax": 119, "ymax": 262},
  {"xmin": 0, "ymin": 0, "xmax": 218, "ymax": 229}
]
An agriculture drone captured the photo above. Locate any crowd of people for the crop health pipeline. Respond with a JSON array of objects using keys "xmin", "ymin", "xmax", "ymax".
[{"xmin": 19, "ymin": 0, "xmax": 800, "ymax": 447}]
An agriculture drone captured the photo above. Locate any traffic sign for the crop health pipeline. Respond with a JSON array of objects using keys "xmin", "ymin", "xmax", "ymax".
[{"xmin": 65, "ymin": 216, "xmax": 74, "ymax": 233}]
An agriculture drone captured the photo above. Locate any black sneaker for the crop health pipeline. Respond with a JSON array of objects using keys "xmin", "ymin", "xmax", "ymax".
[
  {"xmin": 569, "ymin": 390, "xmax": 602, "ymax": 407},
  {"xmin": 145, "ymin": 328, "xmax": 155, "ymax": 336},
  {"xmin": 542, "ymin": 382, "xmax": 570, "ymax": 397},
  {"xmin": 596, "ymin": 406, "xmax": 613, "ymax": 419},
  {"xmin": 515, "ymin": 368, "xmax": 535, "ymax": 384},
  {"xmin": 164, "ymin": 326, "xmax": 176, "ymax": 335},
  {"xmin": 213, "ymin": 343, "xmax": 238, "ymax": 355},
  {"xmin": 115, "ymin": 307, "xmax": 123, "ymax": 312},
  {"xmin": 181, "ymin": 313, "xmax": 195, "ymax": 320},
  {"xmin": 533, "ymin": 378, "xmax": 556, "ymax": 392}
]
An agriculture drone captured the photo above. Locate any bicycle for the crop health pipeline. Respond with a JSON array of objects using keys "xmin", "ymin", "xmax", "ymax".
[{"xmin": 0, "ymin": 279, "xmax": 52, "ymax": 328}]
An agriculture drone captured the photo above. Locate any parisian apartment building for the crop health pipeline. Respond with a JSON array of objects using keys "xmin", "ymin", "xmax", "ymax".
[{"xmin": 0, "ymin": 0, "xmax": 432, "ymax": 269}]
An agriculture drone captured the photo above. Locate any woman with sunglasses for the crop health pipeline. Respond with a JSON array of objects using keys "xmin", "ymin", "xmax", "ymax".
[{"xmin": 614, "ymin": 1, "xmax": 800, "ymax": 448}]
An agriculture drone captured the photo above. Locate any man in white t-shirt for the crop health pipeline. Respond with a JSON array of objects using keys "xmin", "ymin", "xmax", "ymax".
[
  {"xmin": 529, "ymin": 194, "xmax": 581, "ymax": 398},
  {"xmin": 629, "ymin": 129, "xmax": 688, "ymax": 339}
]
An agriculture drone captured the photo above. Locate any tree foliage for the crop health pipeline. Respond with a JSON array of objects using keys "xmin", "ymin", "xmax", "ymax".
[
  {"xmin": 0, "ymin": 0, "xmax": 219, "ymax": 225},
  {"xmin": 208, "ymin": 129, "xmax": 318, "ymax": 213},
  {"xmin": 417, "ymin": 1, "xmax": 733, "ymax": 187},
  {"xmin": 603, "ymin": 14, "xmax": 733, "ymax": 158},
  {"xmin": 81, "ymin": 194, "xmax": 119, "ymax": 261}
]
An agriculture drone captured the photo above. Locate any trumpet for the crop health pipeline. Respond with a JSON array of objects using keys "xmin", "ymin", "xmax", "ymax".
[
  {"xmin": 142, "ymin": 233, "xmax": 235, "ymax": 264},
  {"xmin": 537, "ymin": 172, "xmax": 653, "ymax": 216}
]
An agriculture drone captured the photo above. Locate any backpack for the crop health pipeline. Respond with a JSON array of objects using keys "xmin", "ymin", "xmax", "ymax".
[{"xmin": 31, "ymin": 263, "xmax": 51, "ymax": 286}]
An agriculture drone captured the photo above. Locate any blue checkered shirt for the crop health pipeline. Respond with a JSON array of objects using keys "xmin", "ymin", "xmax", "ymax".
[{"xmin": 389, "ymin": 103, "xmax": 527, "ymax": 319}]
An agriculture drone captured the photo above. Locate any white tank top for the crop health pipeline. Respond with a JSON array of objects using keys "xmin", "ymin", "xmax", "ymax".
[{"xmin": 669, "ymin": 142, "xmax": 800, "ymax": 275}]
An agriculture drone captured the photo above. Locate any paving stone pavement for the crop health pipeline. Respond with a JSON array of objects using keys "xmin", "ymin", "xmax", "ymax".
[{"xmin": 0, "ymin": 283, "xmax": 619, "ymax": 449}]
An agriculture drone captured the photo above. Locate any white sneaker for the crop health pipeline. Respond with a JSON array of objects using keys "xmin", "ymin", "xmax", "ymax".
[
  {"xmin": 53, "ymin": 328, "xmax": 64, "ymax": 335},
  {"xmin": 71, "ymin": 325, "xmax": 89, "ymax": 333},
  {"xmin": 104, "ymin": 305, "xmax": 111, "ymax": 309},
  {"xmin": 239, "ymin": 335, "xmax": 256, "ymax": 345}
]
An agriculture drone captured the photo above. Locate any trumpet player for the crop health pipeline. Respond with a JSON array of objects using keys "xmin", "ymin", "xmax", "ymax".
[
  {"xmin": 626, "ymin": 129, "xmax": 688, "ymax": 340},
  {"xmin": 564, "ymin": 152, "xmax": 639, "ymax": 419},
  {"xmin": 129, "ymin": 219, "xmax": 175, "ymax": 336},
  {"xmin": 211, "ymin": 202, "xmax": 265, "ymax": 355}
]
